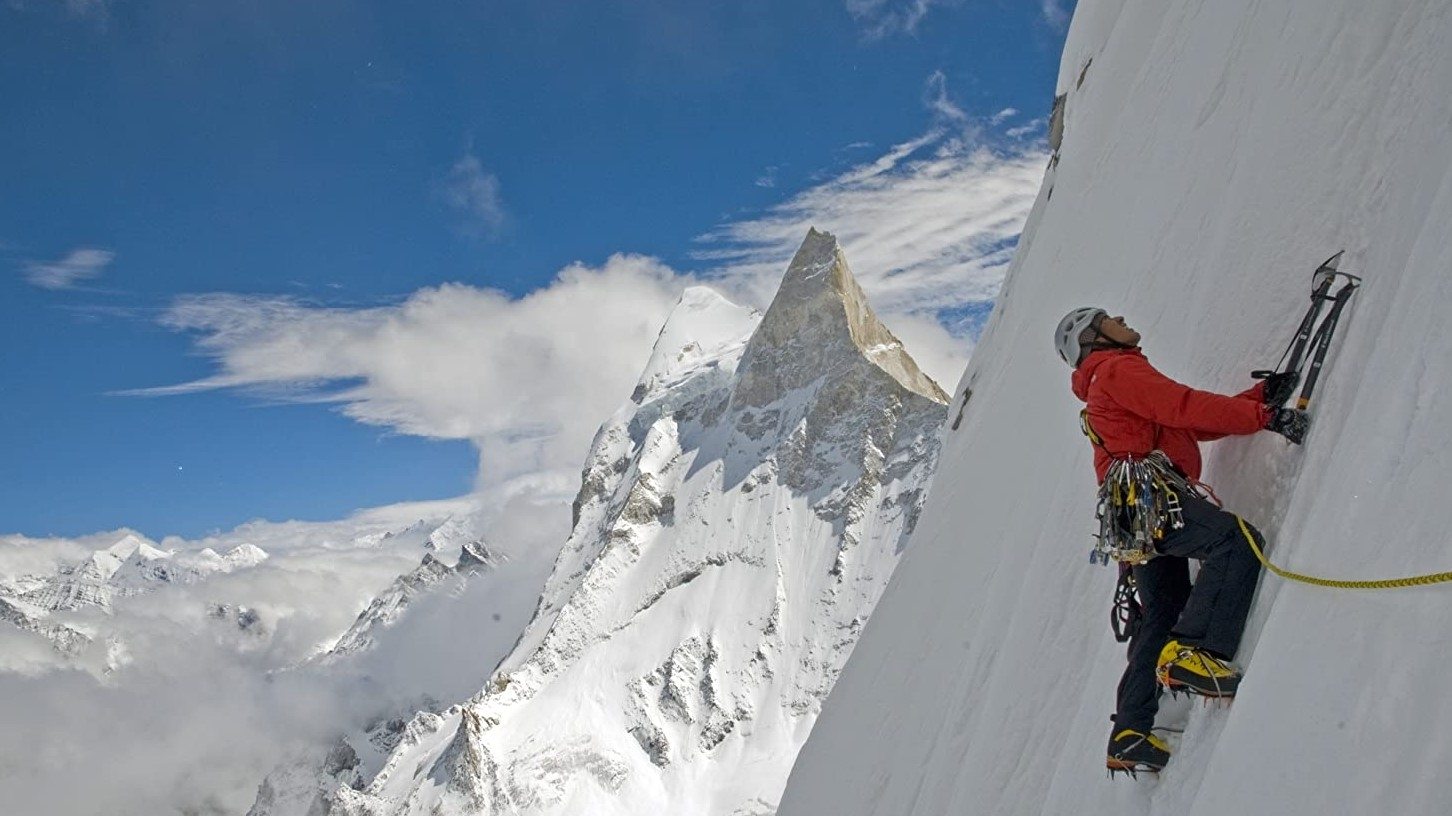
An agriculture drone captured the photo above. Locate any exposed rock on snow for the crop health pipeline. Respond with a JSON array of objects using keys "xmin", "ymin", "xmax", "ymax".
[
  {"xmin": 0, "ymin": 595, "xmax": 92, "ymax": 655},
  {"xmin": 268, "ymin": 229, "xmax": 947, "ymax": 816}
]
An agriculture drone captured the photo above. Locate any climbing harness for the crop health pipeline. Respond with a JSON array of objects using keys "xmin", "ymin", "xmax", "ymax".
[
  {"xmin": 1235, "ymin": 515, "xmax": 1452, "ymax": 589},
  {"xmin": 1253, "ymin": 250, "xmax": 1362, "ymax": 411}
]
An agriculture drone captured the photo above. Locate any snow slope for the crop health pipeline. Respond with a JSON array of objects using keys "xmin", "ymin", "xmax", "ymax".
[
  {"xmin": 779, "ymin": 1, "xmax": 1452, "ymax": 815},
  {"xmin": 296, "ymin": 229, "xmax": 948, "ymax": 816}
]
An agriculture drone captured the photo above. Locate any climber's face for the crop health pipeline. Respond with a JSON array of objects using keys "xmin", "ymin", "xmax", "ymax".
[{"xmin": 1096, "ymin": 314, "xmax": 1141, "ymax": 346}]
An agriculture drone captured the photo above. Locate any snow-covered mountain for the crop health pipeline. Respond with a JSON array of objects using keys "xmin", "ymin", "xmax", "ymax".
[
  {"xmin": 270, "ymin": 229, "xmax": 948, "ymax": 816},
  {"xmin": 0, "ymin": 594, "xmax": 92, "ymax": 656},
  {"xmin": 0, "ymin": 532, "xmax": 275, "ymax": 660},
  {"xmin": 0, "ymin": 507, "xmax": 496, "ymax": 672},
  {"xmin": 8, "ymin": 533, "xmax": 269, "ymax": 616},
  {"xmin": 778, "ymin": 1, "xmax": 1452, "ymax": 814},
  {"xmin": 327, "ymin": 538, "xmax": 503, "ymax": 658}
]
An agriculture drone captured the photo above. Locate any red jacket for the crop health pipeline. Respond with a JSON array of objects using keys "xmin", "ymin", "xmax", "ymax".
[{"xmin": 1070, "ymin": 348, "xmax": 1270, "ymax": 483}]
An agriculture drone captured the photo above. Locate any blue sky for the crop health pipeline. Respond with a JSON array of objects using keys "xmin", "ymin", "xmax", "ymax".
[{"xmin": 1, "ymin": 0, "xmax": 1073, "ymax": 539}]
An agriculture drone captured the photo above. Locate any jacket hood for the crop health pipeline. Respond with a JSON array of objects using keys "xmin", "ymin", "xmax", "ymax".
[{"xmin": 1070, "ymin": 347, "xmax": 1144, "ymax": 402}]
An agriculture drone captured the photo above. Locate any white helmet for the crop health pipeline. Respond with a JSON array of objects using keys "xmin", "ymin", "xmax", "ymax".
[{"xmin": 1054, "ymin": 307, "xmax": 1106, "ymax": 367}]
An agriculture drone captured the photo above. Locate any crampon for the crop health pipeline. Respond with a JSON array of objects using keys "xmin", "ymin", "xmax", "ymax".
[{"xmin": 1106, "ymin": 729, "xmax": 1170, "ymax": 777}]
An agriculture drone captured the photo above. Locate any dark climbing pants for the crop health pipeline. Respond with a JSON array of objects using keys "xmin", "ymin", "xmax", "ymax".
[{"xmin": 1113, "ymin": 492, "xmax": 1265, "ymax": 734}]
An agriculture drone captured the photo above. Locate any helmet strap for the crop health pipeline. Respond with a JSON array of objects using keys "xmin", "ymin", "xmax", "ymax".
[{"xmin": 1085, "ymin": 315, "xmax": 1135, "ymax": 354}]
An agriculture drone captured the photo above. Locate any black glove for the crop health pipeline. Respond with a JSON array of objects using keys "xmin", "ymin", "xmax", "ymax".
[
  {"xmin": 1259, "ymin": 370, "xmax": 1300, "ymax": 406},
  {"xmin": 1266, "ymin": 407, "xmax": 1309, "ymax": 445}
]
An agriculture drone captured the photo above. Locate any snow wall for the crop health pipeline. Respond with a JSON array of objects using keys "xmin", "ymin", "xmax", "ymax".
[{"xmin": 778, "ymin": 1, "xmax": 1452, "ymax": 814}]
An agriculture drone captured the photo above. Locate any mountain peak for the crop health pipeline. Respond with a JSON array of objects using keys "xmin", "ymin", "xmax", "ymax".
[
  {"xmin": 631, "ymin": 286, "xmax": 759, "ymax": 403},
  {"xmin": 734, "ymin": 228, "xmax": 947, "ymax": 407},
  {"xmin": 105, "ymin": 533, "xmax": 151, "ymax": 559},
  {"xmin": 223, "ymin": 544, "xmax": 269, "ymax": 568},
  {"xmin": 456, "ymin": 539, "xmax": 498, "ymax": 571}
]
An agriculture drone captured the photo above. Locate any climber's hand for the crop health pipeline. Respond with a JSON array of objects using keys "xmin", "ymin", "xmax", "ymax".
[{"xmin": 1266, "ymin": 407, "xmax": 1309, "ymax": 445}]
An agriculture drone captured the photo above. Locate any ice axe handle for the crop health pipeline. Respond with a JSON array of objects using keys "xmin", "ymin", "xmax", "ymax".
[{"xmin": 1251, "ymin": 370, "xmax": 1277, "ymax": 379}]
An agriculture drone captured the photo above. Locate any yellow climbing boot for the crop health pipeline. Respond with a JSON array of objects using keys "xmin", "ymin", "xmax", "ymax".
[
  {"xmin": 1106, "ymin": 728, "xmax": 1171, "ymax": 775},
  {"xmin": 1156, "ymin": 639, "xmax": 1241, "ymax": 698}
]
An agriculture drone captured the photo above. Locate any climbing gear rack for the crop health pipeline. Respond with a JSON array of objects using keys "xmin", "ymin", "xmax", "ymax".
[
  {"xmin": 1081, "ymin": 408, "xmax": 1205, "ymax": 566},
  {"xmin": 1088, "ymin": 450, "xmax": 1201, "ymax": 565}
]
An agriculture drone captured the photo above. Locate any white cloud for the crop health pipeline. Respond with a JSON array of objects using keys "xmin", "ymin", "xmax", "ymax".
[
  {"xmin": 441, "ymin": 152, "xmax": 508, "ymax": 238},
  {"xmin": 23, "ymin": 247, "xmax": 115, "ymax": 290},
  {"xmin": 0, "ymin": 530, "xmax": 116, "ymax": 579},
  {"xmin": 1006, "ymin": 118, "xmax": 1047, "ymax": 139},
  {"xmin": 846, "ymin": 0, "xmax": 956, "ymax": 38},
  {"xmin": 1042, "ymin": 0, "xmax": 1071, "ymax": 30},
  {"xmin": 696, "ymin": 129, "xmax": 1047, "ymax": 385},
  {"xmin": 127, "ymin": 255, "xmax": 690, "ymax": 490},
  {"xmin": 923, "ymin": 70, "xmax": 970, "ymax": 126},
  {"xmin": 990, "ymin": 107, "xmax": 1019, "ymax": 125}
]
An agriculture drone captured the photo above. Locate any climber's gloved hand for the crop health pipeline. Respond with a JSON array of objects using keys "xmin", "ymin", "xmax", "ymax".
[
  {"xmin": 1259, "ymin": 370, "xmax": 1299, "ymax": 407},
  {"xmin": 1266, "ymin": 407, "xmax": 1309, "ymax": 445}
]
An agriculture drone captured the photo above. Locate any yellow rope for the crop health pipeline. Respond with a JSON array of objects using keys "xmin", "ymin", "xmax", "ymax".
[{"xmin": 1236, "ymin": 516, "xmax": 1452, "ymax": 589}]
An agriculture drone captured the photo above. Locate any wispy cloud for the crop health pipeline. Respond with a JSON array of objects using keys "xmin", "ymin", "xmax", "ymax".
[
  {"xmin": 922, "ymin": 70, "xmax": 970, "ymax": 125},
  {"xmin": 754, "ymin": 166, "xmax": 780, "ymax": 188},
  {"xmin": 690, "ymin": 73, "xmax": 1049, "ymax": 384},
  {"xmin": 989, "ymin": 107, "xmax": 1019, "ymax": 125},
  {"xmin": 441, "ymin": 152, "xmax": 509, "ymax": 239},
  {"xmin": 845, "ymin": 0, "xmax": 958, "ymax": 38},
  {"xmin": 23, "ymin": 248, "xmax": 115, "ymax": 290},
  {"xmin": 1041, "ymin": 0, "xmax": 1071, "ymax": 31},
  {"xmin": 1006, "ymin": 117, "xmax": 1046, "ymax": 139},
  {"xmin": 700, "ymin": 119, "xmax": 1044, "ymax": 325}
]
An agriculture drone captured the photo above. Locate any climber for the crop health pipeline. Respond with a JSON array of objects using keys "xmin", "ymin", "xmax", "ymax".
[{"xmin": 1054, "ymin": 307, "xmax": 1308, "ymax": 774}]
